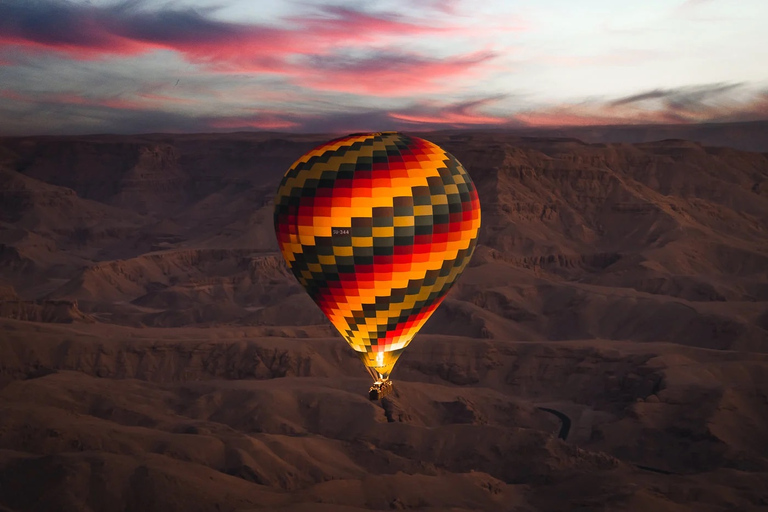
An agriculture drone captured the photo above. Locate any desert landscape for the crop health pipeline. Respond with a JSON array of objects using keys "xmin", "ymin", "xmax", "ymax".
[{"xmin": 1, "ymin": 125, "xmax": 768, "ymax": 511}]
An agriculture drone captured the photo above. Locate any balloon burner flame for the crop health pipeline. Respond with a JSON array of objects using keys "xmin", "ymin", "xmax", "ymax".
[{"xmin": 357, "ymin": 348, "xmax": 404, "ymax": 399}]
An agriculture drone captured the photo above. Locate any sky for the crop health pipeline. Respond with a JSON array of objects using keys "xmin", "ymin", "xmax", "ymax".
[{"xmin": 1, "ymin": 0, "xmax": 767, "ymax": 135}]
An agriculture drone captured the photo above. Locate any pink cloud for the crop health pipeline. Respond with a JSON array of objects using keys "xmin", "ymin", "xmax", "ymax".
[
  {"xmin": 0, "ymin": 2, "xmax": 457, "ymax": 65},
  {"xmin": 0, "ymin": 34, "xmax": 160, "ymax": 60},
  {"xmin": 1, "ymin": 89, "xmax": 162, "ymax": 111},
  {"xmin": 291, "ymin": 51, "xmax": 496, "ymax": 96},
  {"xmin": 390, "ymin": 97, "xmax": 508, "ymax": 125},
  {"xmin": 0, "ymin": 2, "xmax": 502, "ymax": 98},
  {"xmin": 209, "ymin": 113, "xmax": 300, "ymax": 130}
]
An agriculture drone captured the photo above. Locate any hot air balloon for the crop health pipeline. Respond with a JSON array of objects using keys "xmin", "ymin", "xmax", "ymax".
[{"xmin": 274, "ymin": 132, "xmax": 481, "ymax": 399}]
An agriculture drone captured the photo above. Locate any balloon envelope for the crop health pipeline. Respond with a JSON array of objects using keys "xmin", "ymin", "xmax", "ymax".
[{"xmin": 274, "ymin": 132, "xmax": 481, "ymax": 383}]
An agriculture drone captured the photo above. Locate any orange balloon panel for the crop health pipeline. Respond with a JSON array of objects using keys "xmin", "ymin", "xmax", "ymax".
[{"xmin": 274, "ymin": 132, "xmax": 481, "ymax": 379}]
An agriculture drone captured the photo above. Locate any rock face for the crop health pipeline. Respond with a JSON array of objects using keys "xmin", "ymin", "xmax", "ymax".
[
  {"xmin": 1, "ymin": 131, "xmax": 766, "ymax": 348},
  {"xmin": 0, "ymin": 128, "xmax": 767, "ymax": 511},
  {"xmin": 0, "ymin": 298, "xmax": 94, "ymax": 323},
  {"xmin": 1, "ymin": 139, "xmax": 184, "ymax": 212},
  {"xmin": 0, "ymin": 324, "xmax": 766, "ymax": 511}
]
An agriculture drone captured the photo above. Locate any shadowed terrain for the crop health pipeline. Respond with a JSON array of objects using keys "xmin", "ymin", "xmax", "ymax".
[{"xmin": 0, "ymin": 126, "xmax": 767, "ymax": 511}]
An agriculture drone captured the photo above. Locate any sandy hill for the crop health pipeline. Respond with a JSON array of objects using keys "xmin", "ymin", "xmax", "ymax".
[{"xmin": 0, "ymin": 126, "xmax": 766, "ymax": 511}]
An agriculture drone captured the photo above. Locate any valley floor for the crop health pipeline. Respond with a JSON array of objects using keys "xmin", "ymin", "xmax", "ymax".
[{"xmin": 1, "ymin": 320, "xmax": 767, "ymax": 511}]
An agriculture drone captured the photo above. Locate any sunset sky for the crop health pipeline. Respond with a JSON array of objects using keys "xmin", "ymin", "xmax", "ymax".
[{"xmin": 1, "ymin": 0, "xmax": 767, "ymax": 135}]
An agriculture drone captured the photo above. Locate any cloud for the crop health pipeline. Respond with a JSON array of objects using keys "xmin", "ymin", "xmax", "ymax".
[
  {"xmin": 0, "ymin": 86, "xmax": 303, "ymax": 135},
  {"xmin": 678, "ymin": 0, "xmax": 718, "ymax": 10},
  {"xmin": 715, "ymin": 91, "xmax": 768, "ymax": 122},
  {"xmin": 2, "ymin": 74, "xmax": 766, "ymax": 136},
  {"xmin": 1, "ymin": 88, "xmax": 149, "ymax": 110},
  {"xmin": 539, "ymin": 49, "xmax": 660, "ymax": 68},
  {"xmin": 284, "ymin": 110, "xmax": 400, "ymax": 134},
  {"xmin": 0, "ymin": 91, "xmax": 511, "ymax": 135},
  {"xmin": 0, "ymin": 1, "xmax": 455, "ymax": 63},
  {"xmin": 610, "ymin": 89, "xmax": 676, "ymax": 106},
  {"xmin": 610, "ymin": 83, "xmax": 742, "ymax": 107},
  {"xmin": 673, "ymin": 0, "xmax": 732, "ymax": 21},
  {"xmin": 390, "ymin": 96, "xmax": 510, "ymax": 125},
  {"xmin": 209, "ymin": 113, "xmax": 301, "ymax": 130},
  {"xmin": 418, "ymin": 0, "xmax": 463, "ymax": 15},
  {"xmin": 1, "ymin": 0, "xmax": 158, "ymax": 58},
  {"xmin": 515, "ymin": 84, "xmax": 768, "ymax": 126},
  {"xmin": 512, "ymin": 108, "xmax": 626, "ymax": 127},
  {"xmin": 290, "ymin": 5, "xmax": 455, "ymax": 40},
  {"xmin": 200, "ymin": 85, "xmax": 768, "ymax": 130},
  {"xmin": 606, "ymin": 83, "xmax": 753, "ymax": 122},
  {"xmin": 290, "ymin": 51, "xmax": 496, "ymax": 96},
  {"xmin": 0, "ymin": 1, "xmax": 496, "ymax": 97},
  {"xmin": 136, "ymin": 92, "xmax": 196, "ymax": 105}
]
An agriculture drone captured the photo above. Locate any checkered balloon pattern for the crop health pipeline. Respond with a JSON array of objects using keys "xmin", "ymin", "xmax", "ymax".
[{"xmin": 274, "ymin": 132, "xmax": 481, "ymax": 381}]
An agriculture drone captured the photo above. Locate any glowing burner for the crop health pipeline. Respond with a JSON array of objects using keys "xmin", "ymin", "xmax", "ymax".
[{"xmin": 368, "ymin": 379, "xmax": 394, "ymax": 401}]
